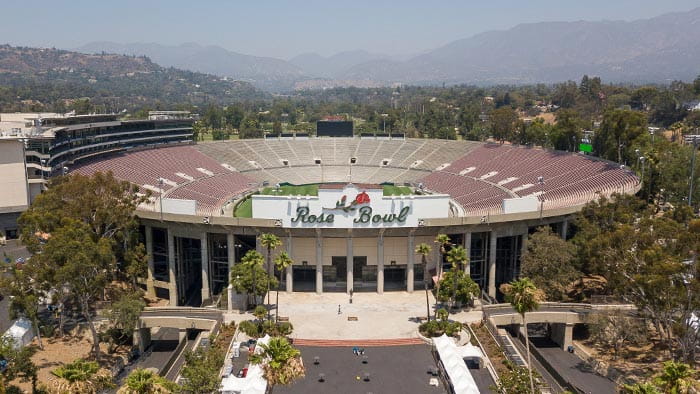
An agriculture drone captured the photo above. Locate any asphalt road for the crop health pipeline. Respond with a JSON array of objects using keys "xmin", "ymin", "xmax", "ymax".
[
  {"xmin": 531, "ymin": 338, "xmax": 617, "ymax": 394},
  {"xmin": 275, "ymin": 345, "xmax": 448, "ymax": 394}
]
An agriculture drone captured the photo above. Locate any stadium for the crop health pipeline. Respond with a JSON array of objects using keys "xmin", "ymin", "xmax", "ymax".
[{"xmin": 68, "ymin": 133, "xmax": 639, "ymax": 307}]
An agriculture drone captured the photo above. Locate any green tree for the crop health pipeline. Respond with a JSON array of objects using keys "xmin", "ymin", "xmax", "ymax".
[
  {"xmin": 434, "ymin": 234, "xmax": 451, "ymax": 311},
  {"xmin": 239, "ymin": 116, "xmax": 263, "ymax": 139},
  {"xmin": 551, "ymin": 109, "xmax": 583, "ymax": 152},
  {"xmin": 415, "ymin": 243, "xmax": 433, "ymax": 321},
  {"xmin": 179, "ymin": 346, "xmax": 225, "ymax": 394},
  {"xmin": 445, "ymin": 245, "xmax": 470, "ymax": 310},
  {"xmin": 520, "ymin": 227, "xmax": 579, "ymax": 301},
  {"xmin": 223, "ymin": 105, "xmax": 245, "ymax": 129},
  {"xmin": 118, "ymin": 368, "xmax": 176, "ymax": 394},
  {"xmin": 34, "ymin": 219, "xmax": 115, "ymax": 360},
  {"xmin": 490, "ymin": 107, "xmax": 518, "ymax": 142},
  {"xmin": 260, "ymin": 233, "xmax": 282, "ymax": 320},
  {"xmin": 501, "ymin": 278, "xmax": 544, "ymax": 394},
  {"xmin": 273, "ymin": 251, "xmax": 293, "ymax": 322},
  {"xmin": 250, "ymin": 337, "xmax": 305, "ymax": 387},
  {"xmin": 231, "ymin": 250, "xmax": 277, "ymax": 307},
  {"xmin": 0, "ymin": 336, "xmax": 38, "ymax": 394},
  {"xmin": 18, "ymin": 172, "xmax": 147, "ymax": 255},
  {"xmin": 435, "ymin": 269, "xmax": 479, "ymax": 306},
  {"xmin": 105, "ymin": 291, "xmax": 146, "ymax": 353},
  {"xmin": 50, "ymin": 359, "xmax": 114, "ymax": 394},
  {"xmin": 653, "ymin": 361, "xmax": 696, "ymax": 394},
  {"xmin": 0, "ymin": 265, "xmax": 45, "ymax": 349},
  {"xmin": 593, "ymin": 109, "xmax": 648, "ymax": 164},
  {"xmin": 123, "ymin": 242, "xmax": 148, "ymax": 290},
  {"xmin": 589, "ymin": 310, "xmax": 647, "ymax": 360}
]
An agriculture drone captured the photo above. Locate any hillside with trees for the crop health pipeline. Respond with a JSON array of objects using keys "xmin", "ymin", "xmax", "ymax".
[{"xmin": 0, "ymin": 45, "xmax": 265, "ymax": 113}]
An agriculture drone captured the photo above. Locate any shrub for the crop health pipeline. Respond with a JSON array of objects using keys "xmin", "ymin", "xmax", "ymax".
[
  {"xmin": 238, "ymin": 320, "xmax": 294, "ymax": 338},
  {"xmin": 419, "ymin": 319, "xmax": 462, "ymax": 338},
  {"xmin": 238, "ymin": 320, "xmax": 259, "ymax": 337}
]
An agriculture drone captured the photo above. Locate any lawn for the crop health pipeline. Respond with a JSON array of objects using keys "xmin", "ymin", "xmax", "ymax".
[{"xmin": 383, "ymin": 185, "xmax": 412, "ymax": 196}]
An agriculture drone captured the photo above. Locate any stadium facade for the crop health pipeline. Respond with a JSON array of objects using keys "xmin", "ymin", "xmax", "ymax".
[
  {"xmin": 0, "ymin": 112, "xmax": 194, "ymax": 238},
  {"xmin": 1, "ymin": 114, "xmax": 639, "ymax": 305}
]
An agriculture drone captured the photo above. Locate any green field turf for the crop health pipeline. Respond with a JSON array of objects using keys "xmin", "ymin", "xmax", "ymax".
[
  {"xmin": 234, "ymin": 184, "xmax": 413, "ymax": 218},
  {"xmin": 383, "ymin": 185, "xmax": 412, "ymax": 196}
]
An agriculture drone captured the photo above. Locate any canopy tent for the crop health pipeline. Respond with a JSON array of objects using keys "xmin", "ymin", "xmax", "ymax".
[
  {"xmin": 433, "ymin": 334, "xmax": 480, "ymax": 394},
  {"xmin": 219, "ymin": 335, "xmax": 270, "ymax": 394},
  {"xmin": 2, "ymin": 318, "xmax": 34, "ymax": 349},
  {"xmin": 456, "ymin": 343, "xmax": 485, "ymax": 366}
]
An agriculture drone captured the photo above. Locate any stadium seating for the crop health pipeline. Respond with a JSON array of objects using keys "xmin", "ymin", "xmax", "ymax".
[{"xmin": 73, "ymin": 138, "xmax": 638, "ymax": 217}]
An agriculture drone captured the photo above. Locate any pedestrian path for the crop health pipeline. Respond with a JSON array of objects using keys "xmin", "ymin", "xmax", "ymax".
[{"xmin": 293, "ymin": 337, "xmax": 425, "ymax": 347}]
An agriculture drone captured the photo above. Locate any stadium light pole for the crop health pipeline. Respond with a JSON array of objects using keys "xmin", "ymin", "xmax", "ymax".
[{"xmin": 381, "ymin": 113, "xmax": 388, "ymax": 134}]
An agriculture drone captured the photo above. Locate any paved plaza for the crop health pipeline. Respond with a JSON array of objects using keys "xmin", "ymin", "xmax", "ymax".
[{"xmin": 229, "ymin": 291, "xmax": 483, "ymax": 340}]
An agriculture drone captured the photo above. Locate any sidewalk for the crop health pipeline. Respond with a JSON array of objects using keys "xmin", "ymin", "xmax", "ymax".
[{"xmin": 225, "ymin": 292, "xmax": 483, "ymax": 340}]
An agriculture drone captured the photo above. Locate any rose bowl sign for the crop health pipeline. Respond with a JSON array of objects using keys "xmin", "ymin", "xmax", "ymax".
[{"xmin": 251, "ymin": 184, "xmax": 450, "ymax": 228}]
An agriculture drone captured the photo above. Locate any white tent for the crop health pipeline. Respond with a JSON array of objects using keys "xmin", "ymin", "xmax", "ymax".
[
  {"xmin": 456, "ymin": 343, "xmax": 485, "ymax": 367},
  {"xmin": 2, "ymin": 318, "xmax": 34, "ymax": 349},
  {"xmin": 433, "ymin": 334, "xmax": 480, "ymax": 394},
  {"xmin": 219, "ymin": 335, "xmax": 270, "ymax": 394}
]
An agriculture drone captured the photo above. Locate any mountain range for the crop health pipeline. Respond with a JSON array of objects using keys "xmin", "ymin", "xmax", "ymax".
[{"xmin": 76, "ymin": 7, "xmax": 700, "ymax": 91}]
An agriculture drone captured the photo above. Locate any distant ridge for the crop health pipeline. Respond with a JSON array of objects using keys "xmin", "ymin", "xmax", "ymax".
[{"xmin": 76, "ymin": 6, "xmax": 700, "ymax": 91}]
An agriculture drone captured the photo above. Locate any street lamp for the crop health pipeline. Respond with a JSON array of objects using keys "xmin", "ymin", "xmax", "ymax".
[
  {"xmin": 158, "ymin": 177, "xmax": 165, "ymax": 220},
  {"xmin": 381, "ymin": 113, "xmax": 388, "ymax": 135}
]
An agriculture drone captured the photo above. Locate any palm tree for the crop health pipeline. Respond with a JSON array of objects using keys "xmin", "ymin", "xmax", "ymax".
[
  {"xmin": 260, "ymin": 233, "xmax": 282, "ymax": 320},
  {"xmin": 653, "ymin": 361, "xmax": 696, "ymax": 394},
  {"xmin": 415, "ymin": 243, "xmax": 433, "ymax": 321},
  {"xmin": 118, "ymin": 368, "xmax": 175, "ymax": 394},
  {"xmin": 50, "ymin": 359, "xmax": 114, "ymax": 394},
  {"xmin": 501, "ymin": 278, "xmax": 544, "ymax": 394},
  {"xmin": 241, "ymin": 250, "xmax": 264, "ymax": 308},
  {"xmin": 274, "ymin": 252, "xmax": 294, "ymax": 322},
  {"xmin": 250, "ymin": 337, "xmax": 305, "ymax": 387},
  {"xmin": 434, "ymin": 234, "xmax": 451, "ymax": 311},
  {"xmin": 446, "ymin": 245, "xmax": 469, "ymax": 312}
]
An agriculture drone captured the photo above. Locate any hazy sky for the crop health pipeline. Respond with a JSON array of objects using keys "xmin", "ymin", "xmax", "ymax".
[{"xmin": 2, "ymin": 0, "xmax": 698, "ymax": 59}]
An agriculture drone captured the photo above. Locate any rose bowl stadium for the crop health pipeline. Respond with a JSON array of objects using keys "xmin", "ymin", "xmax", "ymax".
[{"xmin": 0, "ymin": 113, "xmax": 639, "ymax": 306}]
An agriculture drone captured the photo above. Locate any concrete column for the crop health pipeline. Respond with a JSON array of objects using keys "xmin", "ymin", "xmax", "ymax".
[
  {"xmin": 407, "ymin": 232, "xmax": 415, "ymax": 293},
  {"xmin": 286, "ymin": 234, "xmax": 293, "ymax": 293},
  {"xmin": 135, "ymin": 327, "xmax": 151, "ymax": 354},
  {"xmin": 315, "ymin": 233, "xmax": 323, "ymax": 294},
  {"xmin": 561, "ymin": 219, "xmax": 569, "ymax": 240},
  {"xmin": 347, "ymin": 236, "xmax": 354, "ymax": 293},
  {"xmin": 377, "ymin": 233, "xmax": 384, "ymax": 294},
  {"xmin": 227, "ymin": 284, "xmax": 234, "ymax": 312},
  {"xmin": 200, "ymin": 232, "xmax": 210, "ymax": 303},
  {"xmin": 520, "ymin": 232, "xmax": 528, "ymax": 274},
  {"xmin": 488, "ymin": 231, "xmax": 498, "ymax": 298},
  {"xmin": 227, "ymin": 233, "xmax": 235, "ymax": 276},
  {"xmin": 167, "ymin": 229, "xmax": 177, "ymax": 306},
  {"xmin": 551, "ymin": 322, "xmax": 574, "ymax": 350},
  {"xmin": 463, "ymin": 232, "xmax": 472, "ymax": 276},
  {"xmin": 144, "ymin": 225, "xmax": 156, "ymax": 298}
]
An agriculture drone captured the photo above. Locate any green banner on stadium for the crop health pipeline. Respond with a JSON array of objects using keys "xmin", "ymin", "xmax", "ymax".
[{"xmin": 579, "ymin": 143, "xmax": 592, "ymax": 153}]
